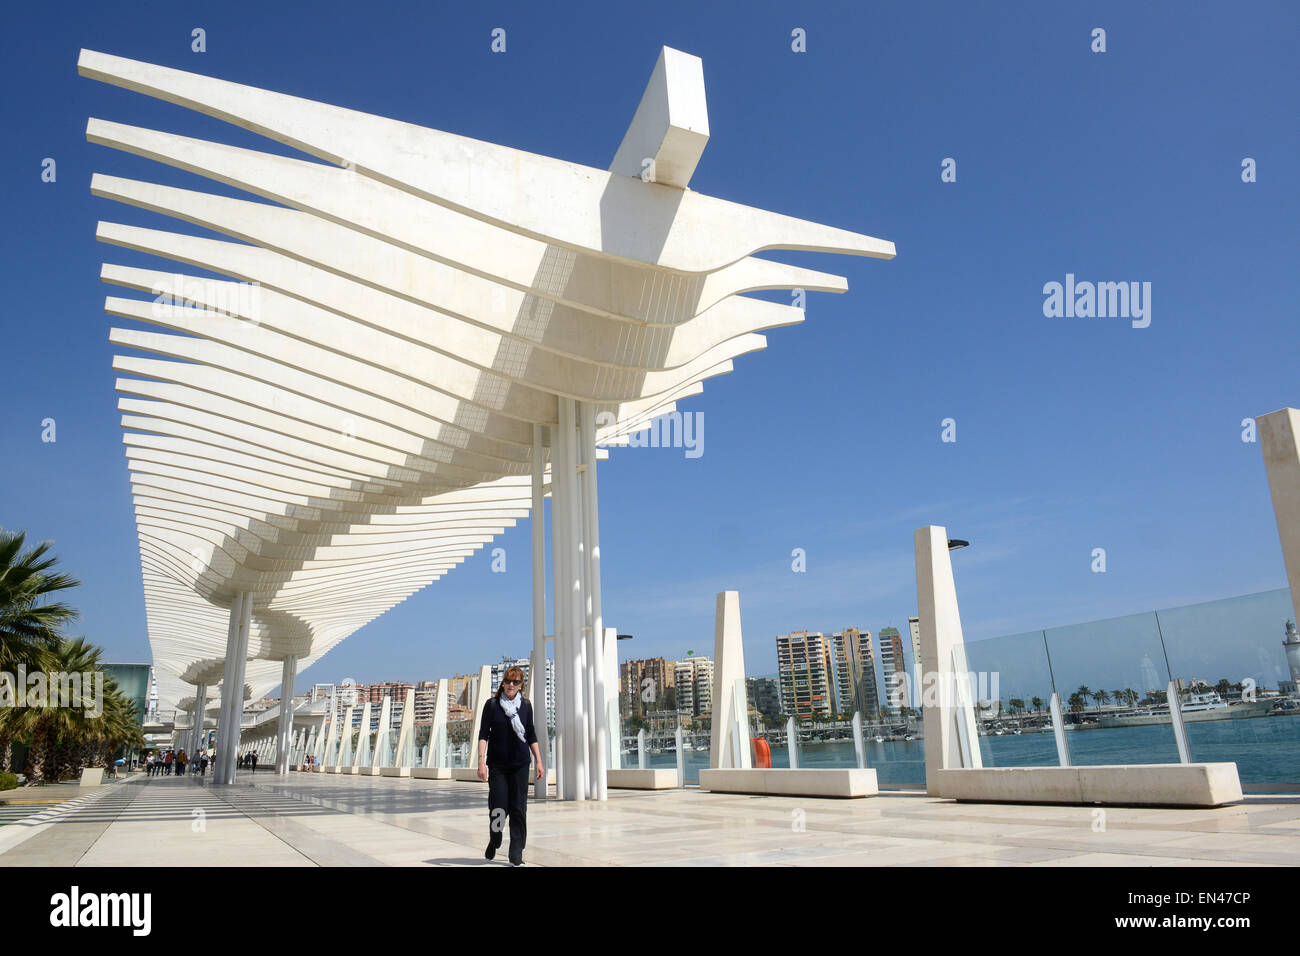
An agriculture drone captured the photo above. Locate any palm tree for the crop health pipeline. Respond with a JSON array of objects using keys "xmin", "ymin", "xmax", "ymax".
[
  {"xmin": 0, "ymin": 530, "xmax": 80, "ymax": 670},
  {"xmin": 0, "ymin": 531, "xmax": 81, "ymax": 772},
  {"xmin": 20, "ymin": 636, "xmax": 105, "ymax": 784},
  {"xmin": 1092, "ymin": 689, "xmax": 1110, "ymax": 711},
  {"xmin": 1031, "ymin": 696, "xmax": 1044, "ymax": 714}
]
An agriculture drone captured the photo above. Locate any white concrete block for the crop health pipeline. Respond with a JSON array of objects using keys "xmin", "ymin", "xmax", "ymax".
[
  {"xmin": 79, "ymin": 768, "xmax": 104, "ymax": 787},
  {"xmin": 935, "ymin": 763, "xmax": 1244, "ymax": 807},
  {"xmin": 699, "ymin": 768, "xmax": 879, "ymax": 798},
  {"xmin": 607, "ymin": 768, "xmax": 677, "ymax": 790}
]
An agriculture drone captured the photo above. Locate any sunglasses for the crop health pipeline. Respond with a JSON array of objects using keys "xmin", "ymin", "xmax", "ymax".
[{"xmin": 504, "ymin": 679, "xmax": 522, "ymax": 685}]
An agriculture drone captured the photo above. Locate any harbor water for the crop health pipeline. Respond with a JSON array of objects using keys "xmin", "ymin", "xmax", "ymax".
[{"xmin": 628, "ymin": 713, "xmax": 1300, "ymax": 787}]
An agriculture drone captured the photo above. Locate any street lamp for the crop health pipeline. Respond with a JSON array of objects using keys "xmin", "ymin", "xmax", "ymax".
[{"xmin": 947, "ymin": 539, "xmax": 969, "ymax": 551}]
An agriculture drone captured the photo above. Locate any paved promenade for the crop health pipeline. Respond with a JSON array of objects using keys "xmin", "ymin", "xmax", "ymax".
[{"xmin": 2, "ymin": 772, "xmax": 1299, "ymax": 866}]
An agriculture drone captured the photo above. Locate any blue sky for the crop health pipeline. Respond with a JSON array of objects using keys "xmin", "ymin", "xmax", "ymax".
[{"xmin": 1, "ymin": 0, "xmax": 1297, "ymax": 692}]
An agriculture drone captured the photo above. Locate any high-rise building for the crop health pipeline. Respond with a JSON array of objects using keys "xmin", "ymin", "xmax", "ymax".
[
  {"xmin": 746, "ymin": 676, "xmax": 780, "ymax": 721},
  {"xmin": 907, "ymin": 616, "xmax": 924, "ymax": 711},
  {"xmin": 776, "ymin": 631, "xmax": 836, "ymax": 719},
  {"xmin": 674, "ymin": 656, "xmax": 714, "ymax": 717},
  {"xmin": 908, "ymin": 616, "xmax": 923, "ymax": 673},
  {"xmin": 334, "ymin": 678, "xmax": 360, "ymax": 724},
  {"xmin": 620, "ymin": 658, "xmax": 677, "ymax": 715},
  {"xmin": 879, "ymin": 627, "xmax": 907, "ymax": 715},
  {"xmin": 448, "ymin": 674, "xmax": 476, "ymax": 709},
  {"xmin": 413, "ymin": 681, "xmax": 439, "ymax": 726},
  {"xmin": 831, "ymin": 629, "xmax": 879, "ymax": 718}
]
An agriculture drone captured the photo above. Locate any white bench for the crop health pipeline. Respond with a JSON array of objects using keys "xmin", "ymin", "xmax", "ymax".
[
  {"xmin": 699, "ymin": 768, "xmax": 879, "ymax": 798},
  {"xmin": 607, "ymin": 768, "xmax": 677, "ymax": 789},
  {"xmin": 934, "ymin": 763, "xmax": 1243, "ymax": 807}
]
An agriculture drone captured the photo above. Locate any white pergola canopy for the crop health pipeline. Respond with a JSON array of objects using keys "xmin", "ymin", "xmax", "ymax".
[{"xmin": 81, "ymin": 47, "xmax": 893, "ymax": 726}]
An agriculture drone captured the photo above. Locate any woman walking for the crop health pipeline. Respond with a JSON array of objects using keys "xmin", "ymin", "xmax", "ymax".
[{"xmin": 477, "ymin": 666, "xmax": 543, "ymax": 866}]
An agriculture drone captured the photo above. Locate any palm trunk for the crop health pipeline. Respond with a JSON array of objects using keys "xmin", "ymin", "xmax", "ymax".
[
  {"xmin": 0, "ymin": 733, "xmax": 10, "ymax": 773},
  {"xmin": 24, "ymin": 724, "xmax": 48, "ymax": 784}
]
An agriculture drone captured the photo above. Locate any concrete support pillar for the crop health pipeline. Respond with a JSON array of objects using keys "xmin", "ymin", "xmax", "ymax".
[
  {"xmin": 274, "ymin": 655, "xmax": 297, "ymax": 775},
  {"xmin": 190, "ymin": 681, "xmax": 207, "ymax": 756},
  {"xmin": 215, "ymin": 591, "xmax": 252, "ymax": 784},
  {"xmin": 604, "ymin": 626, "xmax": 621, "ymax": 771},
  {"xmin": 530, "ymin": 423, "xmax": 551, "ymax": 800},
  {"xmin": 579, "ymin": 402, "xmax": 608, "ymax": 800},
  {"xmin": 551, "ymin": 412, "xmax": 577, "ymax": 798},
  {"xmin": 709, "ymin": 591, "xmax": 752, "ymax": 769},
  {"xmin": 1259, "ymin": 409, "xmax": 1300, "ymax": 627},
  {"xmin": 914, "ymin": 525, "xmax": 982, "ymax": 796},
  {"xmin": 563, "ymin": 399, "xmax": 588, "ymax": 799}
]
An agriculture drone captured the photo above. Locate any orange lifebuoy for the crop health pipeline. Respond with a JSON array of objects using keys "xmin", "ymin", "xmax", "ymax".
[{"xmin": 752, "ymin": 737, "xmax": 772, "ymax": 768}]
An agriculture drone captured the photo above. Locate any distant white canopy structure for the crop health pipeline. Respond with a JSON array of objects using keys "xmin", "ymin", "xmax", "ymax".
[{"xmin": 81, "ymin": 46, "xmax": 893, "ymax": 792}]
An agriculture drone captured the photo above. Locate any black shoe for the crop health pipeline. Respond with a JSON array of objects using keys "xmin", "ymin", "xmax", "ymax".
[
  {"xmin": 509, "ymin": 854, "xmax": 523, "ymax": 866},
  {"xmin": 485, "ymin": 844, "xmax": 497, "ymax": 861}
]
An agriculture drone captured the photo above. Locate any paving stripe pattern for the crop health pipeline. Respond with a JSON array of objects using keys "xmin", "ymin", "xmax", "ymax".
[{"xmin": 3, "ymin": 772, "xmax": 1299, "ymax": 866}]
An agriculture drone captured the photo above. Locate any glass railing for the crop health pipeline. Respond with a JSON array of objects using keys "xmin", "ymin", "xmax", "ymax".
[{"xmin": 959, "ymin": 587, "xmax": 1299, "ymax": 785}]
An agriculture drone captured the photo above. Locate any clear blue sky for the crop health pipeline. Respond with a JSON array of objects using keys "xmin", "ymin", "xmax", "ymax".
[{"xmin": 2, "ymin": 0, "xmax": 1297, "ymax": 692}]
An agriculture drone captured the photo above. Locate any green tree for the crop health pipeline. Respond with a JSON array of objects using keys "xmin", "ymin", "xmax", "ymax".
[
  {"xmin": 0, "ymin": 530, "xmax": 79, "ymax": 671},
  {"xmin": 1031, "ymin": 696, "xmax": 1044, "ymax": 714}
]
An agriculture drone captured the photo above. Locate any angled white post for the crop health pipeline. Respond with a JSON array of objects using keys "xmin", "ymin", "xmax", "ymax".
[
  {"xmin": 709, "ymin": 591, "xmax": 752, "ymax": 769},
  {"xmin": 335, "ymin": 705, "xmax": 354, "ymax": 769},
  {"xmin": 393, "ymin": 688, "xmax": 415, "ymax": 770},
  {"xmin": 1259, "ymin": 409, "xmax": 1300, "ymax": 627},
  {"xmin": 370, "ymin": 695, "xmax": 392, "ymax": 770},
  {"xmin": 426, "ymin": 678, "xmax": 449, "ymax": 769},
  {"xmin": 351, "ymin": 700, "xmax": 371, "ymax": 771},
  {"xmin": 915, "ymin": 525, "xmax": 982, "ymax": 795},
  {"xmin": 468, "ymin": 665, "xmax": 492, "ymax": 770}
]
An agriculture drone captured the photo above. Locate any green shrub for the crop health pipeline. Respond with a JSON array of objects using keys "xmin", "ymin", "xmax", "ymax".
[{"xmin": 0, "ymin": 772, "xmax": 18, "ymax": 792}]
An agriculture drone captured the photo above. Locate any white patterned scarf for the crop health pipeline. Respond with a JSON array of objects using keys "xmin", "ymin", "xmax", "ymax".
[{"xmin": 499, "ymin": 692, "xmax": 527, "ymax": 742}]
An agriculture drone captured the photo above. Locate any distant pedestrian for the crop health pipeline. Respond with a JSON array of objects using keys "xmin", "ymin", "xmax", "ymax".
[
  {"xmin": 477, "ymin": 665, "xmax": 543, "ymax": 866},
  {"xmin": 199, "ymin": 752, "xmax": 209, "ymax": 777},
  {"xmin": 249, "ymin": 750, "xmax": 258, "ymax": 773}
]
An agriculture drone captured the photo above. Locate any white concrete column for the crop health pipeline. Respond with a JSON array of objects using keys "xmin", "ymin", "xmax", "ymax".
[
  {"xmin": 580, "ymin": 402, "xmax": 608, "ymax": 800},
  {"xmin": 274, "ymin": 655, "xmax": 297, "ymax": 775},
  {"xmin": 531, "ymin": 423, "xmax": 551, "ymax": 800},
  {"xmin": 914, "ymin": 525, "xmax": 982, "ymax": 796},
  {"xmin": 216, "ymin": 591, "xmax": 251, "ymax": 784},
  {"xmin": 604, "ymin": 627, "xmax": 621, "ymax": 771},
  {"xmin": 1259, "ymin": 409, "xmax": 1300, "ymax": 627},
  {"xmin": 190, "ymin": 681, "xmax": 207, "ymax": 756},
  {"xmin": 213, "ymin": 592, "xmax": 242, "ymax": 782},
  {"xmin": 558, "ymin": 398, "xmax": 588, "ymax": 799},
  {"xmin": 709, "ymin": 591, "xmax": 752, "ymax": 769},
  {"xmin": 551, "ymin": 414, "xmax": 575, "ymax": 798}
]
